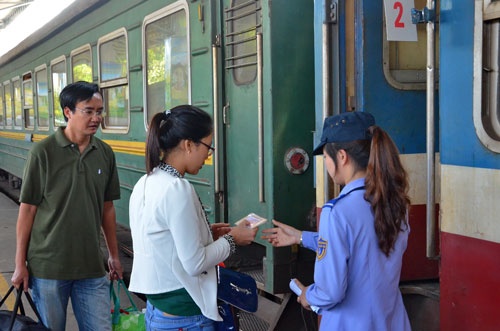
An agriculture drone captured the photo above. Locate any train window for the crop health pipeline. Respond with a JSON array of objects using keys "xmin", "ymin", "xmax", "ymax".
[
  {"xmin": 143, "ymin": 2, "xmax": 190, "ymax": 125},
  {"xmin": 0, "ymin": 84, "xmax": 4, "ymax": 127},
  {"xmin": 383, "ymin": 0, "xmax": 439, "ymax": 90},
  {"xmin": 12, "ymin": 78, "xmax": 22, "ymax": 129},
  {"xmin": 4, "ymin": 81, "xmax": 12, "ymax": 127},
  {"xmin": 35, "ymin": 66, "xmax": 49, "ymax": 130},
  {"xmin": 98, "ymin": 28, "xmax": 129, "ymax": 132},
  {"xmin": 71, "ymin": 45, "xmax": 93, "ymax": 83},
  {"xmin": 476, "ymin": 1, "xmax": 500, "ymax": 152},
  {"xmin": 51, "ymin": 57, "xmax": 67, "ymax": 128},
  {"xmin": 225, "ymin": 0, "xmax": 261, "ymax": 85},
  {"xmin": 22, "ymin": 73, "xmax": 34, "ymax": 130}
]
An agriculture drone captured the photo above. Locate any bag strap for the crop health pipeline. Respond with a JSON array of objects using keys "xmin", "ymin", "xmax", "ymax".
[
  {"xmin": 117, "ymin": 279, "xmax": 138, "ymax": 312},
  {"xmin": 2, "ymin": 285, "xmax": 45, "ymax": 331},
  {"xmin": 110, "ymin": 279, "xmax": 139, "ymax": 325},
  {"xmin": 15, "ymin": 291, "xmax": 26, "ymax": 316},
  {"xmin": 0, "ymin": 285, "xmax": 15, "ymax": 307},
  {"xmin": 21, "ymin": 288, "xmax": 44, "ymax": 325},
  {"xmin": 110, "ymin": 281, "xmax": 121, "ymax": 325},
  {"xmin": 9, "ymin": 286, "xmax": 25, "ymax": 331},
  {"xmin": 1, "ymin": 285, "xmax": 26, "ymax": 331}
]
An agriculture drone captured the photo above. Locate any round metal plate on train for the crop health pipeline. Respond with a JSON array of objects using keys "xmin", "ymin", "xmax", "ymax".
[{"xmin": 284, "ymin": 147, "xmax": 310, "ymax": 174}]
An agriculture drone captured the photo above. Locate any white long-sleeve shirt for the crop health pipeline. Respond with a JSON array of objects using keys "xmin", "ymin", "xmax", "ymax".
[{"xmin": 128, "ymin": 167, "xmax": 231, "ymax": 321}]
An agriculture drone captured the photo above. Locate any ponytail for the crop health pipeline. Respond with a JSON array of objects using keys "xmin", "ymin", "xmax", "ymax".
[
  {"xmin": 364, "ymin": 126, "xmax": 410, "ymax": 257},
  {"xmin": 145, "ymin": 112, "xmax": 167, "ymax": 174}
]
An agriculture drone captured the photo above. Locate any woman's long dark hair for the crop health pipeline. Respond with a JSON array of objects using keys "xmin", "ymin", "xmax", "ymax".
[
  {"xmin": 145, "ymin": 105, "xmax": 213, "ymax": 174},
  {"xmin": 325, "ymin": 126, "xmax": 410, "ymax": 257}
]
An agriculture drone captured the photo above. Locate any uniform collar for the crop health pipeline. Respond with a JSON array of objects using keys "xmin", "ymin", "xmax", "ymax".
[{"xmin": 339, "ymin": 177, "xmax": 366, "ymax": 195}]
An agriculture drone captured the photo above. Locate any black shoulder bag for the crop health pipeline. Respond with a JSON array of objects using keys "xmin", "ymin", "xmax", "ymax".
[{"xmin": 0, "ymin": 285, "xmax": 48, "ymax": 331}]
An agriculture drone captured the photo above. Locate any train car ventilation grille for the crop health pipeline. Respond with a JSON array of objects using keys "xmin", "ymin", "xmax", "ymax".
[{"xmin": 224, "ymin": 0, "xmax": 262, "ymax": 84}]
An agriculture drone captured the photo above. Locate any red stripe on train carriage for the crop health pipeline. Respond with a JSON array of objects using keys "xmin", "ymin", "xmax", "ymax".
[{"xmin": 440, "ymin": 231, "xmax": 500, "ymax": 330}]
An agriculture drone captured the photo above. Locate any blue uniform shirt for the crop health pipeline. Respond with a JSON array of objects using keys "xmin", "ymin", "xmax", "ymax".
[{"xmin": 302, "ymin": 178, "xmax": 411, "ymax": 331}]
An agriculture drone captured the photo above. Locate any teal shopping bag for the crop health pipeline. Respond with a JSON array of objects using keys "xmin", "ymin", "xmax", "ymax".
[{"xmin": 110, "ymin": 279, "xmax": 145, "ymax": 331}]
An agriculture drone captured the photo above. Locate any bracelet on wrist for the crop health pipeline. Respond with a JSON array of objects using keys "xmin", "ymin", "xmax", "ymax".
[
  {"xmin": 299, "ymin": 232, "xmax": 303, "ymax": 246},
  {"xmin": 223, "ymin": 234, "xmax": 236, "ymax": 255}
]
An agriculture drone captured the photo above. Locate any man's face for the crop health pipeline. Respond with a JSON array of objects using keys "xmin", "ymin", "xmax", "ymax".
[{"xmin": 65, "ymin": 93, "xmax": 104, "ymax": 136}]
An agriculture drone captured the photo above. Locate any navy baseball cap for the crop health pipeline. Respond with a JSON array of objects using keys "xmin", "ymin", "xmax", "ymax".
[{"xmin": 312, "ymin": 111, "xmax": 375, "ymax": 155}]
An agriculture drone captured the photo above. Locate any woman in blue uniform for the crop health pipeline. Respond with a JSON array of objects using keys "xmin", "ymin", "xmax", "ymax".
[{"xmin": 263, "ymin": 111, "xmax": 411, "ymax": 330}]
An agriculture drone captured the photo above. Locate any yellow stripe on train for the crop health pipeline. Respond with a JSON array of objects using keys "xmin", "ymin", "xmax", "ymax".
[{"xmin": 0, "ymin": 132, "xmax": 212, "ymax": 165}]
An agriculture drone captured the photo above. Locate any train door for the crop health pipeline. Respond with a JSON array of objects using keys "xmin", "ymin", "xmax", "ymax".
[
  {"xmin": 316, "ymin": 0, "xmax": 440, "ymax": 330},
  {"xmin": 216, "ymin": 1, "xmax": 317, "ymax": 329},
  {"xmin": 219, "ymin": 0, "xmax": 266, "ymax": 223}
]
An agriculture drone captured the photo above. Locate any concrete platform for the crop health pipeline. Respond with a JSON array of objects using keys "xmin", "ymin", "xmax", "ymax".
[{"xmin": 0, "ymin": 186, "xmax": 145, "ymax": 330}]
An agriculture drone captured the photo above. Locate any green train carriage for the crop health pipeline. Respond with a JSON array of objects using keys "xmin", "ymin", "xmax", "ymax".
[{"xmin": 0, "ymin": 0, "xmax": 316, "ymax": 317}]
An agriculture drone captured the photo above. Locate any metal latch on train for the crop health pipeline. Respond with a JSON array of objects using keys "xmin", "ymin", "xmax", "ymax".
[
  {"xmin": 411, "ymin": 7, "xmax": 435, "ymax": 24},
  {"xmin": 324, "ymin": 0, "xmax": 337, "ymax": 24}
]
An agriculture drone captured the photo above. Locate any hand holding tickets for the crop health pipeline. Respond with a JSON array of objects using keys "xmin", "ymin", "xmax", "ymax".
[
  {"xmin": 289, "ymin": 279, "xmax": 321, "ymax": 314},
  {"xmin": 235, "ymin": 213, "xmax": 267, "ymax": 228},
  {"xmin": 230, "ymin": 215, "xmax": 260, "ymax": 245}
]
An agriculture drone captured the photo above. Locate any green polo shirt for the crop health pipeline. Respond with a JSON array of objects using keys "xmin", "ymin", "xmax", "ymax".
[{"xmin": 20, "ymin": 127, "xmax": 121, "ymax": 279}]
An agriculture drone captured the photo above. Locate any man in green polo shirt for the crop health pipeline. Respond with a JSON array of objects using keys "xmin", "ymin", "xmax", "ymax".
[{"xmin": 11, "ymin": 81, "xmax": 123, "ymax": 331}]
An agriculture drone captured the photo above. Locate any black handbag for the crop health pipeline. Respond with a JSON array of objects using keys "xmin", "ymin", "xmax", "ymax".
[{"xmin": 0, "ymin": 285, "xmax": 48, "ymax": 331}]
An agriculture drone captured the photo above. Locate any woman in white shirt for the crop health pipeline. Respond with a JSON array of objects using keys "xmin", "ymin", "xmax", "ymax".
[{"xmin": 129, "ymin": 105, "xmax": 257, "ymax": 331}]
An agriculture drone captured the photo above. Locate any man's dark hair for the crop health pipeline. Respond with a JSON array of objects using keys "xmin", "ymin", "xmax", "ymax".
[{"xmin": 59, "ymin": 81, "xmax": 101, "ymax": 121}]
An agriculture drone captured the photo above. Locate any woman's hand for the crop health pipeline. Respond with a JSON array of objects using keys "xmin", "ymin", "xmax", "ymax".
[
  {"xmin": 294, "ymin": 279, "xmax": 313, "ymax": 311},
  {"xmin": 211, "ymin": 223, "xmax": 231, "ymax": 240},
  {"xmin": 261, "ymin": 220, "xmax": 301, "ymax": 247},
  {"xmin": 229, "ymin": 220, "xmax": 258, "ymax": 246}
]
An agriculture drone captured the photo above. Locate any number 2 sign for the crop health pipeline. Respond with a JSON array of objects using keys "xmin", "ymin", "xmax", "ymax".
[{"xmin": 383, "ymin": 0, "xmax": 418, "ymax": 41}]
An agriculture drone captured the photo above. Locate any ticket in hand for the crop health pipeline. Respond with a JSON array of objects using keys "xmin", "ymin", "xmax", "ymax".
[
  {"xmin": 289, "ymin": 279, "xmax": 321, "ymax": 314},
  {"xmin": 235, "ymin": 213, "xmax": 267, "ymax": 228}
]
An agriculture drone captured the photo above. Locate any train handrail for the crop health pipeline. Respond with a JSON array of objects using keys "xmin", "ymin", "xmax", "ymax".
[
  {"xmin": 212, "ymin": 40, "xmax": 221, "ymax": 196},
  {"xmin": 425, "ymin": 0, "xmax": 438, "ymax": 259},
  {"xmin": 413, "ymin": 2, "xmax": 438, "ymax": 259},
  {"xmin": 257, "ymin": 33, "xmax": 264, "ymax": 203}
]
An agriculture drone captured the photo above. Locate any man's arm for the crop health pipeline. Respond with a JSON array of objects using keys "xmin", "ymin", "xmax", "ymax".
[
  {"xmin": 12, "ymin": 203, "xmax": 37, "ymax": 291},
  {"xmin": 101, "ymin": 200, "xmax": 123, "ymax": 279}
]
